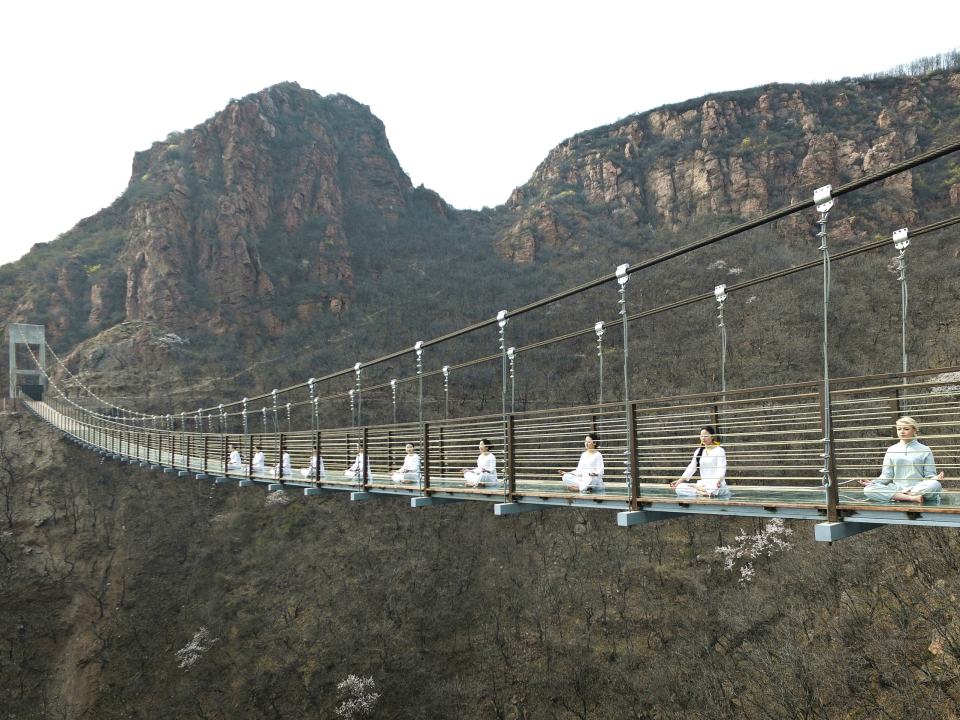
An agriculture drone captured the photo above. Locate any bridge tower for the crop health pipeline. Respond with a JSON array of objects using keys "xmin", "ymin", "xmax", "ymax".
[{"xmin": 8, "ymin": 323, "xmax": 46, "ymax": 400}]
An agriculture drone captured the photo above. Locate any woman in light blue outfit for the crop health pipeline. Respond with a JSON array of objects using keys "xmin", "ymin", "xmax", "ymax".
[{"xmin": 860, "ymin": 417, "xmax": 945, "ymax": 503}]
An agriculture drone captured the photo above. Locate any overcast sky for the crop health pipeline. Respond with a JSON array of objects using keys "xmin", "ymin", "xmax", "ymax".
[{"xmin": 2, "ymin": 0, "xmax": 958, "ymax": 267}]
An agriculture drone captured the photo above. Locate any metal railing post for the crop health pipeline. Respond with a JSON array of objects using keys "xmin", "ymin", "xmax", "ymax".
[
  {"xmin": 628, "ymin": 402, "xmax": 640, "ymax": 511},
  {"xmin": 507, "ymin": 414, "xmax": 516, "ymax": 503}
]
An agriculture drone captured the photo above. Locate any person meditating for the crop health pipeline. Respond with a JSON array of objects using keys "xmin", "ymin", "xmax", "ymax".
[
  {"xmin": 392, "ymin": 443, "xmax": 421, "ymax": 483},
  {"xmin": 344, "ymin": 442, "xmax": 371, "ymax": 480},
  {"xmin": 251, "ymin": 446, "xmax": 265, "ymax": 474},
  {"xmin": 859, "ymin": 416, "xmax": 944, "ymax": 503},
  {"xmin": 670, "ymin": 425, "xmax": 729, "ymax": 498},
  {"xmin": 462, "ymin": 439, "xmax": 497, "ymax": 488},
  {"xmin": 301, "ymin": 450, "xmax": 324, "ymax": 479},
  {"xmin": 226, "ymin": 444, "xmax": 243, "ymax": 471},
  {"xmin": 558, "ymin": 433, "xmax": 604, "ymax": 493}
]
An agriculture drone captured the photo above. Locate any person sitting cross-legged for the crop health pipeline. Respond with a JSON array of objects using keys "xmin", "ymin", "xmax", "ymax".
[{"xmin": 859, "ymin": 416, "xmax": 944, "ymax": 504}]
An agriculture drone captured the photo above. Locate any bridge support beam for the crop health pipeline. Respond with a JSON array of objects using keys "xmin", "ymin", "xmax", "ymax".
[
  {"xmin": 617, "ymin": 510, "xmax": 683, "ymax": 527},
  {"xmin": 411, "ymin": 496, "xmax": 466, "ymax": 508},
  {"xmin": 304, "ymin": 487, "xmax": 349, "ymax": 496},
  {"xmin": 350, "ymin": 491, "xmax": 394, "ymax": 501},
  {"xmin": 494, "ymin": 502, "xmax": 556, "ymax": 516},
  {"xmin": 815, "ymin": 521, "xmax": 878, "ymax": 543}
]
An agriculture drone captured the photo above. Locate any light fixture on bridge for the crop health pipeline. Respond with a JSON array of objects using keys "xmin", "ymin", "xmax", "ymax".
[
  {"xmin": 242, "ymin": 398, "xmax": 248, "ymax": 435},
  {"xmin": 348, "ymin": 389, "xmax": 355, "ymax": 428},
  {"xmin": 271, "ymin": 389, "xmax": 279, "ymax": 433}
]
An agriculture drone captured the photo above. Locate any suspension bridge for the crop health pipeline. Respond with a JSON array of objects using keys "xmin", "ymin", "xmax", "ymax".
[{"xmin": 10, "ymin": 139, "xmax": 960, "ymax": 544}]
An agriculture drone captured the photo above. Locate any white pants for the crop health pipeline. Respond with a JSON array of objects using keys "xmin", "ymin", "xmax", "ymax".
[
  {"xmin": 465, "ymin": 470, "xmax": 494, "ymax": 487},
  {"xmin": 675, "ymin": 480, "xmax": 730, "ymax": 498},
  {"xmin": 561, "ymin": 471, "xmax": 603, "ymax": 492},
  {"xmin": 863, "ymin": 478, "xmax": 941, "ymax": 502},
  {"xmin": 392, "ymin": 472, "xmax": 419, "ymax": 483}
]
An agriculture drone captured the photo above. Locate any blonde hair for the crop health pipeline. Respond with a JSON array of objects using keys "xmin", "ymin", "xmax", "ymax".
[{"xmin": 896, "ymin": 416, "xmax": 920, "ymax": 432}]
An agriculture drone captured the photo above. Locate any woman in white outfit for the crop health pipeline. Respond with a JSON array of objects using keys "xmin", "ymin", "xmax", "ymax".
[
  {"xmin": 270, "ymin": 451, "xmax": 292, "ymax": 478},
  {"xmin": 859, "ymin": 416, "xmax": 944, "ymax": 503},
  {"xmin": 558, "ymin": 433, "xmax": 604, "ymax": 493},
  {"xmin": 392, "ymin": 443, "xmax": 421, "ymax": 483},
  {"xmin": 670, "ymin": 426, "xmax": 729, "ymax": 498},
  {"xmin": 462, "ymin": 439, "xmax": 497, "ymax": 488},
  {"xmin": 301, "ymin": 451, "xmax": 325, "ymax": 479},
  {"xmin": 251, "ymin": 446, "xmax": 265, "ymax": 474},
  {"xmin": 226, "ymin": 444, "xmax": 243, "ymax": 471},
  {"xmin": 344, "ymin": 443, "xmax": 371, "ymax": 480}
]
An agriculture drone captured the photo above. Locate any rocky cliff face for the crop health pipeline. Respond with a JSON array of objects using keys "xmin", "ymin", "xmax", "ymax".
[
  {"xmin": 496, "ymin": 71, "xmax": 960, "ymax": 262},
  {"xmin": 1, "ymin": 83, "xmax": 437, "ymax": 350}
]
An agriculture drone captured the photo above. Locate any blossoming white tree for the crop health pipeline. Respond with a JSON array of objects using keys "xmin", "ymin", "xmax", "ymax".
[{"xmin": 716, "ymin": 518, "xmax": 793, "ymax": 585}]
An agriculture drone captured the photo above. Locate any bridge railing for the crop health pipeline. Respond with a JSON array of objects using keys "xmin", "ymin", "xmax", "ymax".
[{"xmin": 28, "ymin": 365, "xmax": 960, "ymax": 518}]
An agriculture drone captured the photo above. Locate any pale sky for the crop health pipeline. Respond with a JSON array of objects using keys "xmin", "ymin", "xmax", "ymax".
[{"xmin": 2, "ymin": 0, "xmax": 958, "ymax": 267}]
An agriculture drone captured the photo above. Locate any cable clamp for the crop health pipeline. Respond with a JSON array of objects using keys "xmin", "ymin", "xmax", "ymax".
[
  {"xmin": 893, "ymin": 227, "xmax": 910, "ymax": 251},
  {"xmin": 814, "ymin": 184, "xmax": 834, "ymax": 213}
]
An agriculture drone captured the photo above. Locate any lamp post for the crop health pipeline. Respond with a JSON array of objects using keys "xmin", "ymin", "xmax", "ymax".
[
  {"xmin": 262, "ymin": 408, "xmax": 267, "ymax": 435},
  {"xmin": 271, "ymin": 390, "xmax": 279, "ymax": 433},
  {"xmin": 415, "ymin": 342, "xmax": 424, "ymax": 462},
  {"xmin": 286, "ymin": 402, "xmax": 291, "ymax": 432},
  {"xmin": 893, "ymin": 227, "xmax": 910, "ymax": 408},
  {"xmin": 715, "ymin": 284, "xmax": 728, "ymax": 437},
  {"xmin": 219, "ymin": 404, "xmax": 224, "ymax": 434},
  {"xmin": 349, "ymin": 389, "xmax": 355, "ymax": 427},
  {"xmin": 354, "ymin": 362, "xmax": 362, "ymax": 428},
  {"xmin": 595, "ymin": 321, "xmax": 605, "ymax": 406},
  {"xmin": 507, "ymin": 348, "xmax": 516, "ymax": 414},
  {"xmin": 617, "ymin": 264, "xmax": 631, "ymax": 487},
  {"xmin": 616, "ymin": 264, "xmax": 630, "ymax": 409},
  {"xmin": 814, "ymin": 184, "xmax": 834, "ymax": 499},
  {"xmin": 308, "ymin": 378, "xmax": 316, "ymax": 432},
  {"xmin": 715, "ymin": 284, "xmax": 727, "ymax": 396},
  {"xmin": 181, "ymin": 411, "xmax": 185, "ymax": 434},
  {"xmin": 197, "ymin": 409, "xmax": 203, "ymax": 434},
  {"xmin": 242, "ymin": 398, "xmax": 248, "ymax": 435},
  {"xmin": 442, "ymin": 366, "xmax": 450, "ymax": 419},
  {"xmin": 497, "ymin": 311, "xmax": 509, "ymax": 487},
  {"xmin": 391, "ymin": 379, "xmax": 397, "ymax": 425}
]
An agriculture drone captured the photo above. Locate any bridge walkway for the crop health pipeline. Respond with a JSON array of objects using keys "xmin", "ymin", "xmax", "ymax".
[{"xmin": 26, "ymin": 364, "xmax": 960, "ymax": 542}]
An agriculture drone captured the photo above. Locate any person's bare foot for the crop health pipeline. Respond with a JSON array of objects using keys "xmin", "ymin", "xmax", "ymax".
[{"xmin": 892, "ymin": 492, "xmax": 924, "ymax": 503}]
